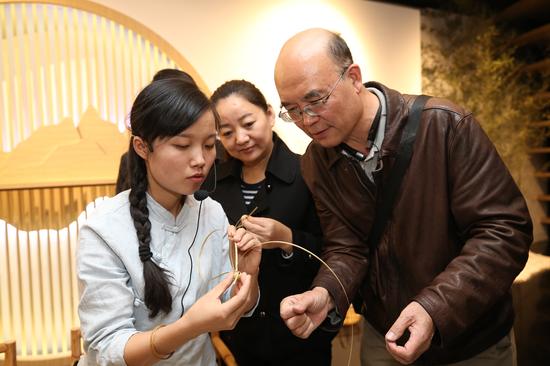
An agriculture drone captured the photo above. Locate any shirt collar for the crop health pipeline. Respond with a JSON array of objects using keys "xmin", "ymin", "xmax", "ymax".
[
  {"xmin": 327, "ymin": 83, "xmax": 389, "ymax": 168},
  {"xmin": 217, "ymin": 132, "xmax": 296, "ymax": 184},
  {"xmin": 145, "ymin": 192, "xmax": 198, "ymax": 231}
]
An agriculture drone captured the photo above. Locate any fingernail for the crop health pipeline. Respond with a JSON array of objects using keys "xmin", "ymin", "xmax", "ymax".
[{"xmin": 385, "ymin": 331, "xmax": 396, "ymax": 340}]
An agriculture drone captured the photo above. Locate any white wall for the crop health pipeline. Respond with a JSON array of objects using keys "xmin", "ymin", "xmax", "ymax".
[{"xmin": 93, "ymin": 0, "xmax": 421, "ymax": 153}]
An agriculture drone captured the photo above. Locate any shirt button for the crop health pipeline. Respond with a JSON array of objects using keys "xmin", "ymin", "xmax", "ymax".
[{"xmin": 259, "ymin": 311, "xmax": 266, "ymax": 317}]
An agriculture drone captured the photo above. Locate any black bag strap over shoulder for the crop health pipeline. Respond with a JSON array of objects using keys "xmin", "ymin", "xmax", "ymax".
[{"xmin": 367, "ymin": 95, "xmax": 430, "ymax": 248}]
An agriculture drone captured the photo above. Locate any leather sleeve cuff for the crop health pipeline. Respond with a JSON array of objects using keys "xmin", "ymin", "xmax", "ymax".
[{"xmin": 319, "ymin": 308, "xmax": 343, "ymax": 332}]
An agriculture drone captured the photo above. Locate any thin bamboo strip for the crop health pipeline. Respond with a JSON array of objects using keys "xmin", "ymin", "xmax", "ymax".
[
  {"xmin": 38, "ymin": 227, "xmax": 54, "ymax": 353},
  {"xmin": 92, "ymin": 13, "xmax": 103, "ymax": 116},
  {"xmin": 3, "ymin": 4, "xmax": 15, "ymax": 150},
  {"xmin": 17, "ymin": 230, "xmax": 35, "ymax": 355},
  {"xmin": 71, "ymin": 8, "xmax": 84, "ymax": 122},
  {"xmin": 56, "ymin": 6, "xmax": 74, "ymax": 123},
  {"xmin": 0, "ymin": 5, "xmax": 6, "ymax": 150},
  {"xmin": 25, "ymin": 190, "xmax": 48, "ymax": 355},
  {"xmin": 7, "ymin": 189, "xmax": 18, "ymax": 237},
  {"xmin": 39, "ymin": 4, "xmax": 53, "ymax": 127},
  {"xmin": 0, "ymin": 191, "xmax": 7, "ymax": 224},
  {"xmin": 59, "ymin": 188, "xmax": 71, "ymax": 352},
  {"xmin": 67, "ymin": 186, "xmax": 75, "ymax": 231},
  {"xmin": 47, "ymin": 190, "xmax": 60, "ymax": 353},
  {"xmin": 0, "ymin": 107, "xmax": 6, "ymax": 156},
  {"xmin": 20, "ymin": 188, "xmax": 30, "ymax": 229},
  {"xmin": 34, "ymin": 193, "xmax": 48, "ymax": 354},
  {"xmin": 11, "ymin": 4, "xmax": 25, "ymax": 146},
  {"xmin": 31, "ymin": 189, "xmax": 46, "ymax": 352},
  {"xmin": 62, "ymin": 187, "xmax": 70, "ymax": 225},
  {"xmin": 19, "ymin": 191, "xmax": 37, "ymax": 355},
  {"xmin": 83, "ymin": 13, "xmax": 99, "ymax": 111},
  {"xmin": 4, "ymin": 223, "xmax": 15, "ymax": 341},
  {"xmin": 161, "ymin": 51, "xmax": 171, "ymax": 70},
  {"xmin": 0, "ymin": 66, "xmax": 7, "ymax": 151},
  {"xmin": 9, "ymin": 221, "xmax": 24, "ymax": 354},
  {"xmin": 103, "ymin": 16, "xmax": 113, "ymax": 121},
  {"xmin": 61, "ymin": 6, "xmax": 73, "ymax": 122},
  {"xmin": 144, "ymin": 38, "xmax": 153, "ymax": 88},
  {"xmin": 117, "ymin": 23, "xmax": 128, "ymax": 130},
  {"xmin": 115, "ymin": 22, "xmax": 124, "ymax": 126},
  {"xmin": 28, "ymin": 230, "xmax": 41, "ymax": 354},
  {"xmin": 69, "ymin": 219, "xmax": 79, "ymax": 326},
  {"xmin": 30, "ymin": 3, "xmax": 45, "ymax": 131},
  {"xmin": 109, "ymin": 19, "xmax": 120, "ymax": 124},
  {"xmin": 0, "ymin": 4, "xmax": 5, "ymax": 38},
  {"xmin": 76, "ymin": 11, "xmax": 84, "ymax": 121},
  {"xmin": 127, "ymin": 27, "xmax": 137, "ymax": 117},
  {"xmin": 100, "ymin": 16, "xmax": 110, "ymax": 121},
  {"xmin": 20, "ymin": 4, "xmax": 36, "ymax": 136},
  {"xmin": 0, "ymin": 219, "xmax": 12, "ymax": 340},
  {"xmin": 52, "ymin": 5, "xmax": 65, "ymax": 122},
  {"xmin": 136, "ymin": 33, "xmax": 145, "ymax": 97},
  {"xmin": 80, "ymin": 11, "xmax": 90, "ymax": 111},
  {"xmin": 81, "ymin": 12, "xmax": 91, "ymax": 107},
  {"xmin": 37, "ymin": 188, "xmax": 46, "ymax": 230},
  {"xmin": 52, "ymin": 187, "xmax": 62, "ymax": 229},
  {"xmin": 65, "ymin": 7, "xmax": 76, "ymax": 123},
  {"xmin": 152, "ymin": 41, "xmax": 160, "ymax": 80},
  {"xmin": 46, "ymin": 228, "xmax": 60, "ymax": 353},
  {"xmin": 47, "ymin": 5, "xmax": 60, "ymax": 124},
  {"xmin": 10, "ymin": 192, "xmax": 25, "ymax": 355},
  {"xmin": 59, "ymin": 226, "xmax": 71, "ymax": 353}
]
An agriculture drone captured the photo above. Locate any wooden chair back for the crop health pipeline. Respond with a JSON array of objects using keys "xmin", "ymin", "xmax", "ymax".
[
  {"xmin": 0, "ymin": 340, "xmax": 16, "ymax": 366},
  {"xmin": 70, "ymin": 328, "xmax": 83, "ymax": 365},
  {"xmin": 211, "ymin": 332, "xmax": 237, "ymax": 366}
]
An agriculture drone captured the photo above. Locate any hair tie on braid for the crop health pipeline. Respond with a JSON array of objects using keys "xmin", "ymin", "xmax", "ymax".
[{"xmin": 139, "ymin": 246, "xmax": 153, "ymax": 262}]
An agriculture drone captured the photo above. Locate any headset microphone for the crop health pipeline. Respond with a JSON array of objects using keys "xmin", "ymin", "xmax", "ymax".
[
  {"xmin": 193, "ymin": 162, "xmax": 217, "ymax": 201},
  {"xmin": 193, "ymin": 189, "xmax": 209, "ymax": 201}
]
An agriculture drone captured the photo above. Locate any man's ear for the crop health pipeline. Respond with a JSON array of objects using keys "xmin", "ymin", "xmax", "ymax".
[
  {"xmin": 267, "ymin": 104, "xmax": 276, "ymax": 128},
  {"xmin": 132, "ymin": 136, "xmax": 149, "ymax": 160},
  {"xmin": 347, "ymin": 64, "xmax": 363, "ymax": 93}
]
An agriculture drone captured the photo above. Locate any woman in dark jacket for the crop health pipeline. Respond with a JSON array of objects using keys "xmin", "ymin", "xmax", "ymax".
[{"xmin": 209, "ymin": 80, "xmax": 335, "ymax": 365}]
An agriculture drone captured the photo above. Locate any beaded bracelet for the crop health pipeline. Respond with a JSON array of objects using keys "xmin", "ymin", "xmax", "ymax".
[{"xmin": 150, "ymin": 324, "xmax": 174, "ymax": 360}]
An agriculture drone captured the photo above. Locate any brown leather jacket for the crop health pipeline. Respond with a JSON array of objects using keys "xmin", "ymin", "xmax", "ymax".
[{"xmin": 302, "ymin": 82, "xmax": 532, "ymax": 364}]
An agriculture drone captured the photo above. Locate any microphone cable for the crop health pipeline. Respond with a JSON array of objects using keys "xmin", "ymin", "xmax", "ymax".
[{"xmin": 180, "ymin": 200, "xmax": 203, "ymax": 317}]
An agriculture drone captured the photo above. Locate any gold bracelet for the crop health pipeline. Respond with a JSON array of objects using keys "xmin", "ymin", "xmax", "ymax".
[{"xmin": 150, "ymin": 324, "xmax": 174, "ymax": 360}]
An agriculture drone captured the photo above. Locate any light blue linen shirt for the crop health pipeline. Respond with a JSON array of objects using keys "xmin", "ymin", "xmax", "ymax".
[{"xmin": 77, "ymin": 190, "xmax": 233, "ymax": 365}]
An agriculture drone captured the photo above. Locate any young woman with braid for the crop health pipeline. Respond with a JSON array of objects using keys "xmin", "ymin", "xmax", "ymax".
[
  {"xmin": 115, "ymin": 68, "xmax": 197, "ymax": 194},
  {"xmin": 77, "ymin": 78, "xmax": 261, "ymax": 366}
]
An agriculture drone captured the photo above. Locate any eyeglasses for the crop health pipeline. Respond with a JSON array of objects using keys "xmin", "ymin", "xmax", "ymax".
[{"xmin": 279, "ymin": 67, "xmax": 348, "ymax": 123}]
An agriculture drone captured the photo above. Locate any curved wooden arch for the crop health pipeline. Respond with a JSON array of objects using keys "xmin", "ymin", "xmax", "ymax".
[{"xmin": 0, "ymin": 0, "xmax": 209, "ymax": 93}]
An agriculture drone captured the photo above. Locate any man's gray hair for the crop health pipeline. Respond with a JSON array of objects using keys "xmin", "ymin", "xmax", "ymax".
[{"xmin": 328, "ymin": 32, "xmax": 354, "ymax": 72}]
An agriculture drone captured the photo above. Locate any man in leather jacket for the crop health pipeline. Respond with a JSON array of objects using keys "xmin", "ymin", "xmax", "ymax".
[{"xmin": 274, "ymin": 28, "xmax": 532, "ymax": 365}]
